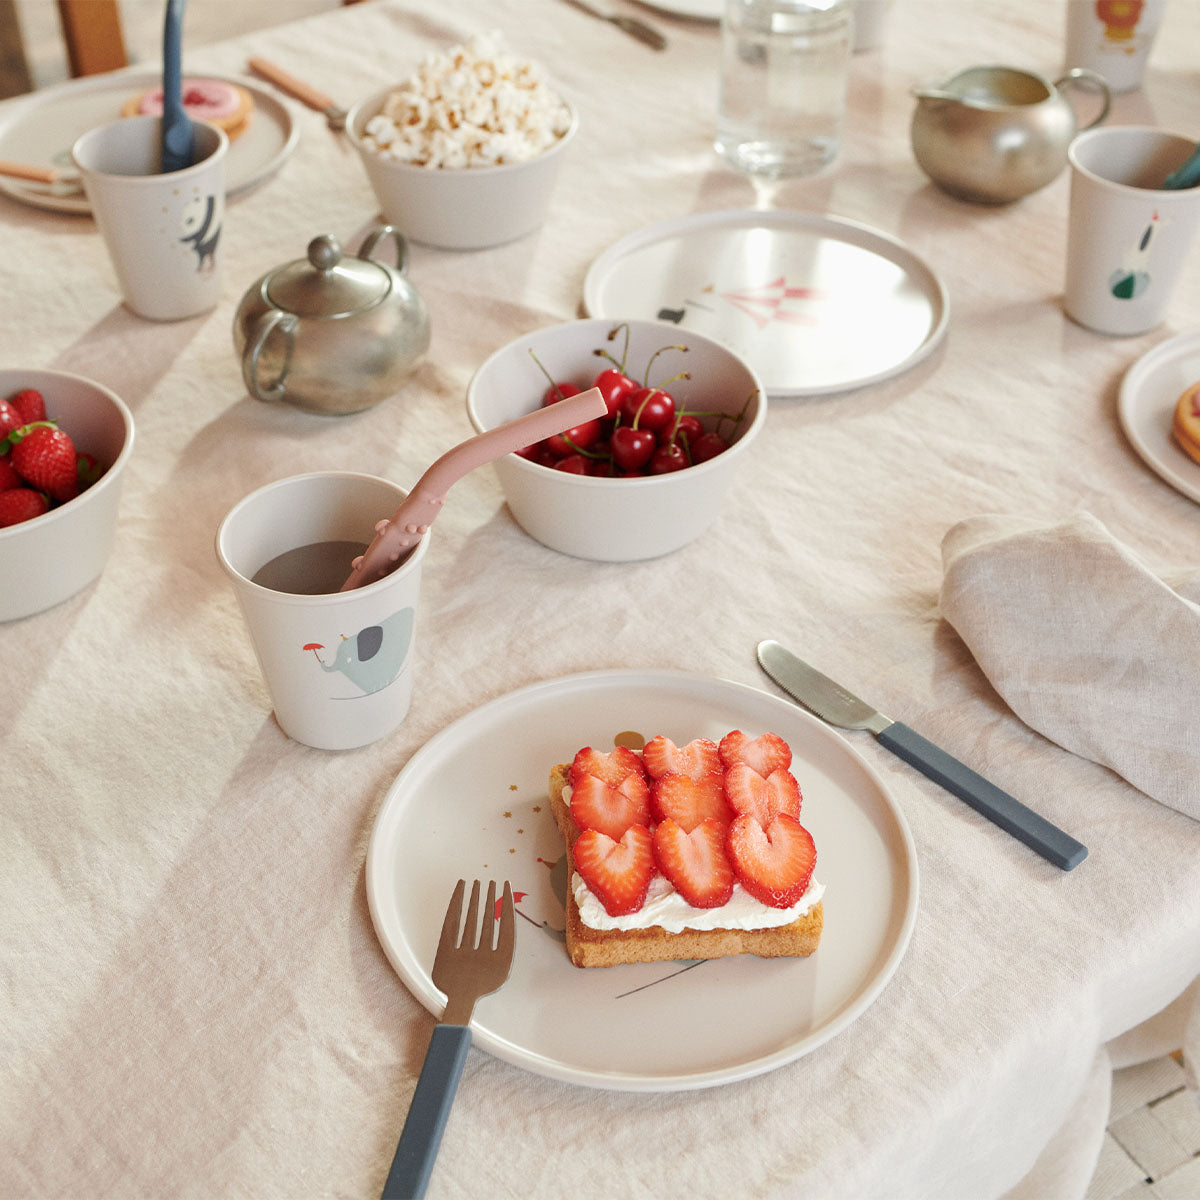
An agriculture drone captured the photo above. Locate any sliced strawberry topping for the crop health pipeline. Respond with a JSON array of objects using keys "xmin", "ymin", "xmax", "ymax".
[
  {"xmin": 573, "ymin": 825, "xmax": 655, "ymax": 916},
  {"xmin": 727, "ymin": 813, "xmax": 816, "ymax": 908},
  {"xmin": 718, "ymin": 730, "xmax": 792, "ymax": 777},
  {"xmin": 569, "ymin": 744, "xmax": 647, "ymax": 789},
  {"xmin": 570, "ymin": 772, "xmax": 651, "ymax": 840},
  {"xmin": 723, "ymin": 762, "xmax": 801, "ymax": 825},
  {"xmin": 642, "ymin": 735, "xmax": 721, "ymax": 781},
  {"xmin": 653, "ymin": 818, "xmax": 734, "ymax": 909},
  {"xmin": 650, "ymin": 770, "xmax": 733, "ymax": 832}
]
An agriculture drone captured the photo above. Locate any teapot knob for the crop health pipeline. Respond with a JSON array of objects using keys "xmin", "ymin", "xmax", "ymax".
[{"xmin": 307, "ymin": 235, "xmax": 343, "ymax": 272}]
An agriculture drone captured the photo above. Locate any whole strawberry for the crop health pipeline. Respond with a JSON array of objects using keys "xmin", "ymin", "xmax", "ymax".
[
  {"xmin": 0, "ymin": 487, "xmax": 50, "ymax": 527},
  {"xmin": 10, "ymin": 423, "xmax": 79, "ymax": 502},
  {"xmin": 0, "ymin": 399, "xmax": 22, "ymax": 440},
  {"xmin": 9, "ymin": 389, "xmax": 46, "ymax": 424},
  {"xmin": 0, "ymin": 455, "xmax": 21, "ymax": 492}
]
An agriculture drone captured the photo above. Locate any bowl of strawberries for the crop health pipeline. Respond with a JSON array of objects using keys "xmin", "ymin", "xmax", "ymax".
[
  {"xmin": 0, "ymin": 368, "xmax": 134, "ymax": 621},
  {"xmin": 465, "ymin": 319, "xmax": 766, "ymax": 561}
]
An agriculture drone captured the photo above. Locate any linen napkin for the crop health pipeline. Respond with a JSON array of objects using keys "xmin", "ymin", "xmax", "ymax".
[{"xmin": 939, "ymin": 511, "xmax": 1200, "ymax": 818}]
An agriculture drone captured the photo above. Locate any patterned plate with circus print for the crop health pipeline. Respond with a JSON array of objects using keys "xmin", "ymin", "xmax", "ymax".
[
  {"xmin": 366, "ymin": 669, "xmax": 919, "ymax": 1091},
  {"xmin": 582, "ymin": 209, "xmax": 950, "ymax": 398}
]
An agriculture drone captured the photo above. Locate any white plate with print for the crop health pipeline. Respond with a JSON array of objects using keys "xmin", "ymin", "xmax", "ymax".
[
  {"xmin": 0, "ymin": 71, "xmax": 298, "ymax": 214},
  {"xmin": 1118, "ymin": 328, "xmax": 1200, "ymax": 505},
  {"xmin": 366, "ymin": 669, "xmax": 919, "ymax": 1091},
  {"xmin": 583, "ymin": 208, "xmax": 950, "ymax": 398}
]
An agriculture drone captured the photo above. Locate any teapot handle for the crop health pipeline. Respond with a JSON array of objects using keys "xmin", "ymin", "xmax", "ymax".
[
  {"xmin": 358, "ymin": 224, "xmax": 410, "ymax": 275},
  {"xmin": 242, "ymin": 309, "xmax": 297, "ymax": 403},
  {"xmin": 1055, "ymin": 67, "xmax": 1111, "ymax": 132}
]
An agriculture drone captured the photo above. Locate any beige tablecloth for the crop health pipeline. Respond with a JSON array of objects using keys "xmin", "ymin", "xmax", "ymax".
[{"xmin": 3, "ymin": 2, "xmax": 1200, "ymax": 1198}]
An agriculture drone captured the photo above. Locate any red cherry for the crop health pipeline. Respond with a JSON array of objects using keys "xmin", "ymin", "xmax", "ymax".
[
  {"xmin": 593, "ymin": 368, "xmax": 638, "ymax": 418},
  {"xmin": 542, "ymin": 380, "xmax": 582, "ymax": 406},
  {"xmin": 691, "ymin": 431, "xmax": 729, "ymax": 463},
  {"xmin": 547, "ymin": 417, "xmax": 604, "ymax": 457},
  {"xmin": 553, "ymin": 454, "xmax": 592, "ymax": 474},
  {"xmin": 671, "ymin": 414, "xmax": 704, "ymax": 445},
  {"xmin": 649, "ymin": 444, "xmax": 689, "ymax": 474},
  {"xmin": 610, "ymin": 426, "xmax": 657, "ymax": 472},
  {"xmin": 621, "ymin": 387, "xmax": 676, "ymax": 433}
]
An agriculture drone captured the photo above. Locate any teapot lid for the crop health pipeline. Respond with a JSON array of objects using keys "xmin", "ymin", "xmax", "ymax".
[{"xmin": 264, "ymin": 235, "xmax": 389, "ymax": 318}]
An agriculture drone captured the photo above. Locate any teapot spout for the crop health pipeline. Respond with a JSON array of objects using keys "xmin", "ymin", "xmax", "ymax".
[{"xmin": 911, "ymin": 85, "xmax": 961, "ymax": 103}]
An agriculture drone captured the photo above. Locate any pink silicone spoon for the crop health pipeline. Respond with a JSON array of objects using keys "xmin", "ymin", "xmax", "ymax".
[{"xmin": 340, "ymin": 387, "xmax": 607, "ymax": 591}]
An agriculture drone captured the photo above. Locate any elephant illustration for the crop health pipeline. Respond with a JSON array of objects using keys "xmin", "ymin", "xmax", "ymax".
[{"xmin": 303, "ymin": 607, "xmax": 414, "ymax": 696}]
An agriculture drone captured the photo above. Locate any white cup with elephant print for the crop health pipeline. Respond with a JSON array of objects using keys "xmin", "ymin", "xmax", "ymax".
[
  {"xmin": 216, "ymin": 471, "xmax": 429, "ymax": 751},
  {"xmin": 72, "ymin": 116, "xmax": 227, "ymax": 321}
]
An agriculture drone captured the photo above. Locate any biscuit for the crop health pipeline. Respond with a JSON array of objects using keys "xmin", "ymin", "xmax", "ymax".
[
  {"xmin": 1172, "ymin": 381, "xmax": 1200, "ymax": 467},
  {"xmin": 122, "ymin": 79, "xmax": 253, "ymax": 141}
]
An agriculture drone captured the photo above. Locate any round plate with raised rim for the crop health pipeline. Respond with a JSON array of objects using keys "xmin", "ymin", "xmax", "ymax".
[
  {"xmin": 1118, "ymin": 328, "xmax": 1200, "ymax": 505},
  {"xmin": 0, "ymin": 71, "xmax": 298, "ymax": 214},
  {"xmin": 583, "ymin": 208, "xmax": 950, "ymax": 398},
  {"xmin": 366, "ymin": 668, "xmax": 919, "ymax": 1091},
  {"xmin": 633, "ymin": 0, "xmax": 722, "ymax": 20}
]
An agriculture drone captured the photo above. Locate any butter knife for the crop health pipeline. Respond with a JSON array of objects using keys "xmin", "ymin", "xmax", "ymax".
[
  {"xmin": 756, "ymin": 640, "xmax": 1088, "ymax": 871},
  {"xmin": 563, "ymin": 0, "xmax": 668, "ymax": 50}
]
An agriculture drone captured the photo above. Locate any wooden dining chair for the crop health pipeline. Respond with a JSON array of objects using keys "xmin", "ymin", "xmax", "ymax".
[{"xmin": 56, "ymin": 0, "xmax": 128, "ymax": 78}]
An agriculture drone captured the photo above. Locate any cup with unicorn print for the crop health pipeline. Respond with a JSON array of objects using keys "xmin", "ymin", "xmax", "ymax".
[
  {"xmin": 1064, "ymin": 125, "xmax": 1200, "ymax": 336},
  {"xmin": 72, "ymin": 115, "xmax": 228, "ymax": 321}
]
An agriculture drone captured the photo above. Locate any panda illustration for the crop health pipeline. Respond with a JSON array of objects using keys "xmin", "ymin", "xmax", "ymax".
[{"xmin": 180, "ymin": 193, "xmax": 221, "ymax": 271}]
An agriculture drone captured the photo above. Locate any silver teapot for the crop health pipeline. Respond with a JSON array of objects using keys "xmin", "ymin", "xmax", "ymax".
[
  {"xmin": 233, "ymin": 225, "xmax": 431, "ymax": 415},
  {"xmin": 910, "ymin": 65, "xmax": 1111, "ymax": 204}
]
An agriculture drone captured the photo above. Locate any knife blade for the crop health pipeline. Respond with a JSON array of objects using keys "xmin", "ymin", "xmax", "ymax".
[
  {"xmin": 563, "ymin": 0, "xmax": 668, "ymax": 50},
  {"xmin": 756, "ymin": 640, "xmax": 1088, "ymax": 871}
]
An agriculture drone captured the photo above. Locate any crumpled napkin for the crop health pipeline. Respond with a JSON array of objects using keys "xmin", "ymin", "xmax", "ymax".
[{"xmin": 939, "ymin": 511, "xmax": 1200, "ymax": 819}]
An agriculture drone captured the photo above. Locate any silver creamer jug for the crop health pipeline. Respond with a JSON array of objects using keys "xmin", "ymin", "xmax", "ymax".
[{"xmin": 910, "ymin": 65, "xmax": 1111, "ymax": 204}]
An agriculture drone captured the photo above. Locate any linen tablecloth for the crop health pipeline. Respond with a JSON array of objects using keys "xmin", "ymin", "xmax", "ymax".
[{"xmin": 3, "ymin": 2, "xmax": 1200, "ymax": 1197}]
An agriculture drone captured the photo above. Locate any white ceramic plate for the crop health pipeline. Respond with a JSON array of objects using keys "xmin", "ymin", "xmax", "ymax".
[
  {"xmin": 633, "ymin": 0, "xmax": 722, "ymax": 21},
  {"xmin": 583, "ymin": 208, "xmax": 950, "ymax": 398},
  {"xmin": 0, "ymin": 71, "xmax": 298, "ymax": 214},
  {"xmin": 1118, "ymin": 328, "xmax": 1200, "ymax": 505},
  {"xmin": 366, "ymin": 669, "xmax": 919, "ymax": 1091}
]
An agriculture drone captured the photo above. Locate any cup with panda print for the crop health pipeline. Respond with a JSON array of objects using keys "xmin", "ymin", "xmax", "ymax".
[{"xmin": 72, "ymin": 115, "xmax": 228, "ymax": 321}]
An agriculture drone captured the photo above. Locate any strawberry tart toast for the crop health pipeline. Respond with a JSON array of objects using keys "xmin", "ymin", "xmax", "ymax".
[
  {"xmin": 122, "ymin": 79, "xmax": 254, "ymax": 140},
  {"xmin": 549, "ymin": 731, "xmax": 824, "ymax": 968}
]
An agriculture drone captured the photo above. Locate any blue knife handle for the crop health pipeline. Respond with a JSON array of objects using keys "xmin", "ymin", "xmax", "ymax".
[
  {"xmin": 380, "ymin": 1024, "xmax": 471, "ymax": 1200},
  {"xmin": 877, "ymin": 722, "xmax": 1087, "ymax": 871}
]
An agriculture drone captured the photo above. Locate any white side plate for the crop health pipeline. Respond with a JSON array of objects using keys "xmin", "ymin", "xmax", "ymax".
[
  {"xmin": 1118, "ymin": 328, "xmax": 1200, "ymax": 506},
  {"xmin": 0, "ymin": 71, "xmax": 299, "ymax": 214},
  {"xmin": 583, "ymin": 208, "xmax": 949, "ymax": 398}
]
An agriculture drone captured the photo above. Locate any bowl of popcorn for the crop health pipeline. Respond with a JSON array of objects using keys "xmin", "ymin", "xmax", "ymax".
[
  {"xmin": 347, "ymin": 34, "xmax": 578, "ymax": 251},
  {"xmin": 0, "ymin": 368, "xmax": 134, "ymax": 621}
]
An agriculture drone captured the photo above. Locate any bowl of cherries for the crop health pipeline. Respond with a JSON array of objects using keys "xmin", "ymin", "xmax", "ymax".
[{"xmin": 465, "ymin": 318, "xmax": 765, "ymax": 561}]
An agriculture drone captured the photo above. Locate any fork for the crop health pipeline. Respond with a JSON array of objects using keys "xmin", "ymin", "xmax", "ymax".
[{"xmin": 380, "ymin": 879, "xmax": 515, "ymax": 1200}]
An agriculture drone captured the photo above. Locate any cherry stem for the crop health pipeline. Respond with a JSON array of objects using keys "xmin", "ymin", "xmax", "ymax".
[
  {"xmin": 607, "ymin": 322, "xmax": 631, "ymax": 372},
  {"xmin": 527, "ymin": 348, "xmax": 572, "ymax": 402},
  {"xmin": 642, "ymin": 344, "xmax": 688, "ymax": 386}
]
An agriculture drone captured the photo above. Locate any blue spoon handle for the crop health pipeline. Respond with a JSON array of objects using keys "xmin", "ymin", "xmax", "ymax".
[
  {"xmin": 876, "ymin": 722, "xmax": 1088, "ymax": 871},
  {"xmin": 380, "ymin": 1024, "xmax": 471, "ymax": 1200},
  {"xmin": 160, "ymin": 0, "xmax": 191, "ymax": 172}
]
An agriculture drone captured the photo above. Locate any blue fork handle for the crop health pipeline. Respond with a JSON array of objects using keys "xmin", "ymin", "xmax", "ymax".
[
  {"xmin": 877, "ymin": 722, "xmax": 1088, "ymax": 871},
  {"xmin": 381, "ymin": 1024, "xmax": 471, "ymax": 1200}
]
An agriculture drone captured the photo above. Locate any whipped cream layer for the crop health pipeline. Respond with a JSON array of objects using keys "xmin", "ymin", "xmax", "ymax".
[{"xmin": 572, "ymin": 871, "xmax": 825, "ymax": 934}]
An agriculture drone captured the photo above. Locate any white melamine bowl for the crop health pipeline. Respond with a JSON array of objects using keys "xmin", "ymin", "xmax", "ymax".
[
  {"xmin": 0, "ymin": 368, "xmax": 134, "ymax": 621},
  {"xmin": 465, "ymin": 318, "xmax": 766, "ymax": 561},
  {"xmin": 346, "ymin": 87, "xmax": 578, "ymax": 251}
]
